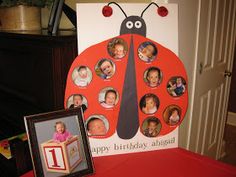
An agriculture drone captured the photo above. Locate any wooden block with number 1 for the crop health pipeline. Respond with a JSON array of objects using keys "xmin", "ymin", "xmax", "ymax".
[{"xmin": 41, "ymin": 135, "xmax": 82, "ymax": 174}]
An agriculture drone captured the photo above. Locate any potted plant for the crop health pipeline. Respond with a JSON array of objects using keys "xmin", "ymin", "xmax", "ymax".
[{"xmin": 0, "ymin": 0, "xmax": 53, "ymax": 30}]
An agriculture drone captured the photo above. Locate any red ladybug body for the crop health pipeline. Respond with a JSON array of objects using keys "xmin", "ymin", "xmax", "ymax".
[{"xmin": 64, "ymin": 33, "xmax": 188, "ymax": 139}]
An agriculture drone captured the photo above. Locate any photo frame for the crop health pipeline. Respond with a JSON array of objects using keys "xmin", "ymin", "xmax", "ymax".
[{"xmin": 24, "ymin": 108, "xmax": 94, "ymax": 177}]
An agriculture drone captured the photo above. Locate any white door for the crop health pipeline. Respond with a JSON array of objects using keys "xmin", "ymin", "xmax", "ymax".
[{"xmin": 188, "ymin": 0, "xmax": 236, "ymax": 159}]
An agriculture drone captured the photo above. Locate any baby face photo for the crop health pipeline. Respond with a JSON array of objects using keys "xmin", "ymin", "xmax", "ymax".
[
  {"xmin": 139, "ymin": 93, "xmax": 159, "ymax": 114},
  {"xmin": 24, "ymin": 109, "xmax": 94, "ymax": 177},
  {"xmin": 107, "ymin": 38, "xmax": 128, "ymax": 59},
  {"xmin": 98, "ymin": 87, "xmax": 119, "ymax": 109},
  {"xmin": 143, "ymin": 67, "xmax": 162, "ymax": 87},
  {"xmin": 167, "ymin": 76, "xmax": 186, "ymax": 97},
  {"xmin": 67, "ymin": 94, "xmax": 88, "ymax": 112},
  {"xmin": 72, "ymin": 66, "xmax": 92, "ymax": 87},
  {"xmin": 138, "ymin": 41, "xmax": 158, "ymax": 62},
  {"xmin": 163, "ymin": 105, "xmax": 181, "ymax": 126},
  {"xmin": 86, "ymin": 115, "xmax": 109, "ymax": 137},
  {"xmin": 95, "ymin": 58, "xmax": 116, "ymax": 79},
  {"xmin": 141, "ymin": 117, "xmax": 161, "ymax": 138}
]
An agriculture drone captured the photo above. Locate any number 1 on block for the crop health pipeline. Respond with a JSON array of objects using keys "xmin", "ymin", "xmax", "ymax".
[{"xmin": 44, "ymin": 147, "xmax": 66, "ymax": 170}]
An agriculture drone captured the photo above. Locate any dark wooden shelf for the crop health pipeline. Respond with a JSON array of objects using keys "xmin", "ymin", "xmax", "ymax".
[{"xmin": 0, "ymin": 30, "xmax": 77, "ymax": 139}]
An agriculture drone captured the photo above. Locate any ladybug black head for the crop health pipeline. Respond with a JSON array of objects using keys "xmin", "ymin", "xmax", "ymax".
[
  {"xmin": 120, "ymin": 16, "xmax": 146, "ymax": 36},
  {"xmin": 102, "ymin": 2, "xmax": 168, "ymax": 37}
]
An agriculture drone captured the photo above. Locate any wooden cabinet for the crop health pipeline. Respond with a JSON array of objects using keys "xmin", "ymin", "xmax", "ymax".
[{"xmin": 0, "ymin": 30, "xmax": 77, "ymax": 139}]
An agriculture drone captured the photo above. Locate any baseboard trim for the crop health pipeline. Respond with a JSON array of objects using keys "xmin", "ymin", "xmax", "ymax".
[{"xmin": 227, "ymin": 112, "xmax": 236, "ymax": 126}]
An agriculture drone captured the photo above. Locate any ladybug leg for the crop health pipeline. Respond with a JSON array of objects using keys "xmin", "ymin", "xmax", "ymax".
[{"xmin": 117, "ymin": 36, "xmax": 139, "ymax": 139}]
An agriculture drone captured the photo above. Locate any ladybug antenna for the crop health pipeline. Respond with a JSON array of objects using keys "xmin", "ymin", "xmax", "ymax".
[
  {"xmin": 108, "ymin": 2, "xmax": 128, "ymax": 18},
  {"xmin": 141, "ymin": 2, "xmax": 159, "ymax": 17}
]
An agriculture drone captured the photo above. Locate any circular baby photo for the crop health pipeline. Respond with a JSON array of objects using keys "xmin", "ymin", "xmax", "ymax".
[
  {"xmin": 141, "ymin": 117, "xmax": 161, "ymax": 138},
  {"xmin": 139, "ymin": 93, "xmax": 160, "ymax": 114},
  {"xmin": 143, "ymin": 67, "xmax": 162, "ymax": 87},
  {"xmin": 72, "ymin": 66, "xmax": 92, "ymax": 87},
  {"xmin": 107, "ymin": 38, "xmax": 128, "ymax": 59},
  {"xmin": 163, "ymin": 105, "xmax": 181, "ymax": 126},
  {"xmin": 95, "ymin": 58, "xmax": 116, "ymax": 79},
  {"xmin": 99, "ymin": 87, "xmax": 119, "ymax": 109},
  {"xmin": 167, "ymin": 76, "xmax": 186, "ymax": 97},
  {"xmin": 138, "ymin": 41, "xmax": 158, "ymax": 62},
  {"xmin": 67, "ymin": 94, "xmax": 88, "ymax": 112},
  {"xmin": 86, "ymin": 115, "xmax": 109, "ymax": 136}
]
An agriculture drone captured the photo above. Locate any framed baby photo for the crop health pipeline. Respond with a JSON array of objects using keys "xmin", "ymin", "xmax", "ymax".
[{"xmin": 24, "ymin": 108, "xmax": 94, "ymax": 177}]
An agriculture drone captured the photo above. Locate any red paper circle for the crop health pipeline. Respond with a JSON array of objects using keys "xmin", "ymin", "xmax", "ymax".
[
  {"xmin": 158, "ymin": 6, "xmax": 168, "ymax": 17},
  {"xmin": 102, "ymin": 5, "xmax": 113, "ymax": 17}
]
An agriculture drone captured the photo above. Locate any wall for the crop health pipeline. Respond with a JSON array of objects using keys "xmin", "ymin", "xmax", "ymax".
[{"xmin": 164, "ymin": 0, "xmax": 198, "ymax": 149}]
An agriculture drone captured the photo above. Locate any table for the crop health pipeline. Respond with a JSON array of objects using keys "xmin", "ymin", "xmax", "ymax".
[{"xmin": 21, "ymin": 148, "xmax": 236, "ymax": 177}]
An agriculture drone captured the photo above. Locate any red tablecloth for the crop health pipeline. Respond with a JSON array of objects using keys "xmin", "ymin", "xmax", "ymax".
[{"xmin": 22, "ymin": 148, "xmax": 236, "ymax": 177}]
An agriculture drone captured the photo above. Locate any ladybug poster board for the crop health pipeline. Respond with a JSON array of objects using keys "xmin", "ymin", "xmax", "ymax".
[{"xmin": 64, "ymin": 3, "xmax": 188, "ymax": 157}]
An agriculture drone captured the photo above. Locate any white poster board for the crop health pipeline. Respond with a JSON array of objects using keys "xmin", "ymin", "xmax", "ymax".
[{"xmin": 64, "ymin": 3, "xmax": 188, "ymax": 157}]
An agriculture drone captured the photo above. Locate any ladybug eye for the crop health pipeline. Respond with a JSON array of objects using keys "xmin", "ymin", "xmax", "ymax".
[
  {"xmin": 135, "ymin": 21, "xmax": 142, "ymax": 28},
  {"xmin": 126, "ymin": 21, "xmax": 133, "ymax": 29}
]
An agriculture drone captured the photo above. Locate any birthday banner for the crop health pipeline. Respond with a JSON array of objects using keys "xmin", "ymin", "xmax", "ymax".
[{"xmin": 64, "ymin": 2, "xmax": 188, "ymax": 156}]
